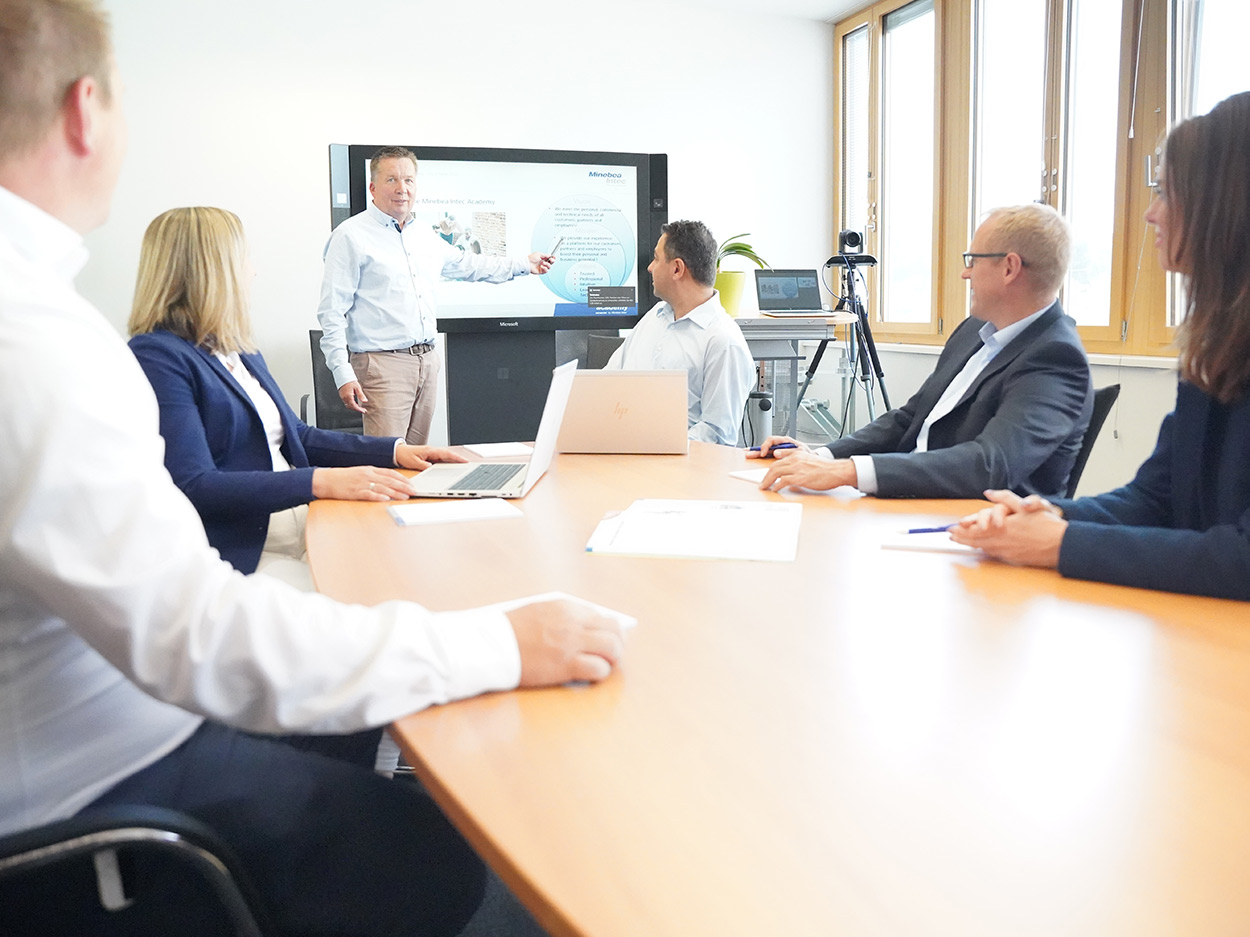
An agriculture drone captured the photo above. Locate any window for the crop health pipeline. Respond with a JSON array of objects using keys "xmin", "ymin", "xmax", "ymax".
[
  {"xmin": 972, "ymin": 0, "xmax": 1046, "ymax": 220},
  {"xmin": 879, "ymin": 0, "xmax": 936, "ymax": 326},
  {"xmin": 835, "ymin": 0, "xmax": 939, "ymax": 336},
  {"xmin": 1166, "ymin": 0, "xmax": 1249, "ymax": 328},
  {"xmin": 834, "ymin": 0, "xmax": 1233, "ymax": 356},
  {"xmin": 841, "ymin": 25, "xmax": 871, "ymax": 243}
]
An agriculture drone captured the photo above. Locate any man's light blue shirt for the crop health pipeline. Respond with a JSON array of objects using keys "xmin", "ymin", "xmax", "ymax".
[
  {"xmin": 317, "ymin": 201, "xmax": 528, "ymax": 388},
  {"xmin": 604, "ymin": 291, "xmax": 755, "ymax": 447}
]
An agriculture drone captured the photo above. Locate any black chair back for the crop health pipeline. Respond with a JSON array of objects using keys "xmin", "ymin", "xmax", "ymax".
[
  {"xmin": 1065, "ymin": 383, "xmax": 1121, "ymax": 498},
  {"xmin": 306, "ymin": 329, "xmax": 364, "ymax": 433},
  {"xmin": 0, "ymin": 805, "xmax": 274, "ymax": 936},
  {"xmin": 587, "ymin": 332, "xmax": 625, "ymax": 370}
]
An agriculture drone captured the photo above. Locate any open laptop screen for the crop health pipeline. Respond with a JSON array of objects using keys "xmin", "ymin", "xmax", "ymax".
[{"xmin": 754, "ymin": 269, "xmax": 822, "ymax": 313}]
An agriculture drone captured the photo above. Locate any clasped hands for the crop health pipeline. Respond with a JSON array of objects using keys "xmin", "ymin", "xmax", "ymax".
[{"xmin": 949, "ymin": 489, "xmax": 1067, "ymax": 568}]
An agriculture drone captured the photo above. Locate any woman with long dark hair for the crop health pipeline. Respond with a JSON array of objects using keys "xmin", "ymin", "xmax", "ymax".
[{"xmin": 951, "ymin": 91, "xmax": 1250, "ymax": 601}]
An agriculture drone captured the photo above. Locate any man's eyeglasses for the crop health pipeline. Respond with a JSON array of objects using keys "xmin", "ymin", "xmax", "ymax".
[{"xmin": 962, "ymin": 252, "xmax": 1013, "ymax": 268}]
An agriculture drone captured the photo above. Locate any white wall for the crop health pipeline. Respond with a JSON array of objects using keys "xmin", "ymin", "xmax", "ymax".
[{"xmin": 82, "ymin": 0, "xmax": 834, "ymax": 428}]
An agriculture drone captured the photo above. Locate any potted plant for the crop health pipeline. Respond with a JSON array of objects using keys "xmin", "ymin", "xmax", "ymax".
[{"xmin": 714, "ymin": 233, "xmax": 769, "ymax": 317}]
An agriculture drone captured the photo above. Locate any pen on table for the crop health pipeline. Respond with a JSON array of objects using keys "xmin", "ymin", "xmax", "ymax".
[
  {"xmin": 906, "ymin": 525, "xmax": 953, "ymax": 535},
  {"xmin": 748, "ymin": 443, "xmax": 798, "ymax": 453}
]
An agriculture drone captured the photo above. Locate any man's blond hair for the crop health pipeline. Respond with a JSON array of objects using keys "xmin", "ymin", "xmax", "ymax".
[
  {"xmin": 0, "ymin": 0, "xmax": 112, "ymax": 162},
  {"xmin": 983, "ymin": 203, "xmax": 1072, "ymax": 297},
  {"xmin": 370, "ymin": 146, "xmax": 418, "ymax": 181},
  {"xmin": 128, "ymin": 207, "xmax": 256, "ymax": 355}
]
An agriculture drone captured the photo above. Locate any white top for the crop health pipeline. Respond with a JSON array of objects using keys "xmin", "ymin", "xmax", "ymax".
[
  {"xmin": 846, "ymin": 308, "xmax": 1048, "ymax": 493},
  {"xmin": 604, "ymin": 292, "xmax": 755, "ymax": 447},
  {"xmin": 0, "ymin": 186, "xmax": 521, "ymax": 836},
  {"xmin": 215, "ymin": 350, "xmax": 292, "ymax": 472},
  {"xmin": 316, "ymin": 201, "xmax": 529, "ymax": 389}
]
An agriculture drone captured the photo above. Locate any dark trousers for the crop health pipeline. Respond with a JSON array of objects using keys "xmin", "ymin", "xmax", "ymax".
[{"xmin": 73, "ymin": 722, "xmax": 485, "ymax": 937}]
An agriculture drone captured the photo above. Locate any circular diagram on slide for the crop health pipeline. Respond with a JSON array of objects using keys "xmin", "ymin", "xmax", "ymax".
[{"xmin": 531, "ymin": 195, "xmax": 636, "ymax": 304}]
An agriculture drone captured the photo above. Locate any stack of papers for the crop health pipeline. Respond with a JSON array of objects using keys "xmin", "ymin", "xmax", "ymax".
[
  {"xmin": 586, "ymin": 499, "xmax": 802, "ymax": 562},
  {"xmin": 388, "ymin": 498, "xmax": 521, "ymax": 526}
]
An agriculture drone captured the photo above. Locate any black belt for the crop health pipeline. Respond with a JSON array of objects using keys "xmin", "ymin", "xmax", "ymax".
[{"xmin": 368, "ymin": 342, "xmax": 435, "ymax": 355}]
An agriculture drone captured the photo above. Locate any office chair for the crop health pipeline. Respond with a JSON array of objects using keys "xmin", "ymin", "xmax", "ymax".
[
  {"xmin": 1065, "ymin": 383, "xmax": 1121, "ymax": 498},
  {"xmin": 299, "ymin": 329, "xmax": 365, "ymax": 433},
  {"xmin": 0, "ymin": 804, "xmax": 274, "ymax": 936},
  {"xmin": 586, "ymin": 332, "xmax": 625, "ymax": 370}
]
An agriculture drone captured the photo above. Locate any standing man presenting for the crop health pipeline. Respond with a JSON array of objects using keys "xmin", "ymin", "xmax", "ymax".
[
  {"xmin": 317, "ymin": 146, "xmax": 554, "ymax": 442},
  {"xmin": 750, "ymin": 203, "xmax": 1092, "ymax": 498},
  {"xmin": 605, "ymin": 220, "xmax": 755, "ymax": 446}
]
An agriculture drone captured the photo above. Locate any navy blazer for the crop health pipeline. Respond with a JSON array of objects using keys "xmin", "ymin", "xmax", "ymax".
[
  {"xmin": 825, "ymin": 302, "xmax": 1093, "ymax": 498},
  {"xmin": 1055, "ymin": 380, "xmax": 1250, "ymax": 600},
  {"xmin": 129, "ymin": 330, "xmax": 399, "ymax": 574}
]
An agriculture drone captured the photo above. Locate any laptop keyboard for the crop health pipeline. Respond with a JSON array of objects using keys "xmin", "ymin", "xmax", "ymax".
[{"xmin": 451, "ymin": 462, "xmax": 525, "ymax": 490}]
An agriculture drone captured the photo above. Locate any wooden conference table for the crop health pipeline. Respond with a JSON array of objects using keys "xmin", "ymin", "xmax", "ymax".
[{"xmin": 307, "ymin": 442, "xmax": 1250, "ymax": 937}]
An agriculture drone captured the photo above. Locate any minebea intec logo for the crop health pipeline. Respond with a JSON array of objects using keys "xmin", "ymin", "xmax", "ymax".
[{"xmin": 588, "ymin": 171, "xmax": 623, "ymax": 179}]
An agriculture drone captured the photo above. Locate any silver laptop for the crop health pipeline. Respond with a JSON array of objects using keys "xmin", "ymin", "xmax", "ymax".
[
  {"xmin": 754, "ymin": 268, "xmax": 825, "ymax": 315},
  {"xmin": 408, "ymin": 360, "xmax": 577, "ymax": 498},
  {"xmin": 557, "ymin": 369, "xmax": 689, "ymax": 455}
]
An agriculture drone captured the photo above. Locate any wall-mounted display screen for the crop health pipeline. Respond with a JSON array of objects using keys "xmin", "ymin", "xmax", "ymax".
[{"xmin": 329, "ymin": 145, "xmax": 667, "ymax": 334}]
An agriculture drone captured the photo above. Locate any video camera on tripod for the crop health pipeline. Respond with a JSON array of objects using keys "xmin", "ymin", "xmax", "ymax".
[
  {"xmin": 826, "ymin": 229, "xmax": 879, "ymax": 268},
  {"xmin": 822, "ymin": 230, "xmax": 890, "ymax": 413}
]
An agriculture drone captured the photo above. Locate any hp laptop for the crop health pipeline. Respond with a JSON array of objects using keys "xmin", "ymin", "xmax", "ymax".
[
  {"xmin": 408, "ymin": 360, "xmax": 577, "ymax": 498},
  {"xmin": 557, "ymin": 370, "xmax": 689, "ymax": 455},
  {"xmin": 754, "ymin": 269, "xmax": 826, "ymax": 316}
]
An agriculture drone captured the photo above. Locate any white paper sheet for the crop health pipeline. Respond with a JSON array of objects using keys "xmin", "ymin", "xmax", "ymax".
[
  {"xmin": 730, "ymin": 467, "xmax": 865, "ymax": 500},
  {"xmin": 388, "ymin": 498, "xmax": 522, "ymax": 526},
  {"xmin": 586, "ymin": 499, "xmax": 802, "ymax": 562},
  {"xmin": 463, "ymin": 442, "xmax": 533, "ymax": 458},
  {"xmin": 880, "ymin": 529, "xmax": 983, "ymax": 555},
  {"xmin": 475, "ymin": 591, "xmax": 637, "ymax": 631}
]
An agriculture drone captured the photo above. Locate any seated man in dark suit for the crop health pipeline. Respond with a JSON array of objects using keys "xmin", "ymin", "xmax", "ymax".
[{"xmin": 750, "ymin": 203, "xmax": 1093, "ymax": 499}]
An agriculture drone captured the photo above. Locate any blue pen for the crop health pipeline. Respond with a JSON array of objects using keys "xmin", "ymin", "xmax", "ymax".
[
  {"xmin": 906, "ymin": 525, "xmax": 953, "ymax": 534},
  {"xmin": 748, "ymin": 442, "xmax": 798, "ymax": 453}
]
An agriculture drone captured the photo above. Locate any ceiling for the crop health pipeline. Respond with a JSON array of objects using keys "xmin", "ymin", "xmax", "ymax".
[{"xmin": 685, "ymin": 0, "xmax": 865, "ymax": 23}]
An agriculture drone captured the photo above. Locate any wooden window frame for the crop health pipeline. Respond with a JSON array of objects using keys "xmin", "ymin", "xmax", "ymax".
[{"xmin": 834, "ymin": 0, "xmax": 1184, "ymax": 357}]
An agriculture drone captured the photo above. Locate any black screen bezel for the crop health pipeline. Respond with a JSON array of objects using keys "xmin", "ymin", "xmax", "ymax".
[{"xmin": 339, "ymin": 144, "xmax": 662, "ymax": 334}]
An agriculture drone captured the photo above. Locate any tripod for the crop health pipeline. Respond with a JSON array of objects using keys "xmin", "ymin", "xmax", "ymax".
[{"xmin": 795, "ymin": 255, "xmax": 890, "ymax": 438}]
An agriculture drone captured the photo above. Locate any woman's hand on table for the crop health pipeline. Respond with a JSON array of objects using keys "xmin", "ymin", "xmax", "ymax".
[
  {"xmin": 311, "ymin": 465, "xmax": 416, "ymax": 501},
  {"xmin": 395, "ymin": 445, "xmax": 469, "ymax": 471}
]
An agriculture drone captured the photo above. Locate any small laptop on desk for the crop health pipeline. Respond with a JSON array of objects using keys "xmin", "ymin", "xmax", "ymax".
[
  {"xmin": 557, "ymin": 370, "xmax": 689, "ymax": 455},
  {"xmin": 408, "ymin": 360, "xmax": 577, "ymax": 499},
  {"xmin": 754, "ymin": 269, "xmax": 826, "ymax": 316}
]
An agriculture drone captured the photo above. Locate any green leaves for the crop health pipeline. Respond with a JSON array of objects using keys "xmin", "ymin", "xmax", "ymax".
[{"xmin": 716, "ymin": 233, "xmax": 769, "ymax": 270}]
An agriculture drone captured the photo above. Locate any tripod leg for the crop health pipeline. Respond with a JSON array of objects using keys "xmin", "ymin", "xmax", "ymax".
[{"xmin": 795, "ymin": 339, "xmax": 829, "ymax": 409}]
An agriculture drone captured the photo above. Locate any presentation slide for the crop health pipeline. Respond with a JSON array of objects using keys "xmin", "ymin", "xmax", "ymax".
[{"xmin": 372, "ymin": 158, "xmax": 641, "ymax": 320}]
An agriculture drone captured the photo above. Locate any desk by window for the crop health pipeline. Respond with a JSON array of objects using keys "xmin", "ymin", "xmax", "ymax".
[{"xmin": 308, "ymin": 443, "xmax": 1250, "ymax": 937}]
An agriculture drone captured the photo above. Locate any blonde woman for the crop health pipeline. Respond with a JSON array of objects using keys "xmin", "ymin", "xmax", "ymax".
[{"xmin": 128, "ymin": 207, "xmax": 464, "ymax": 584}]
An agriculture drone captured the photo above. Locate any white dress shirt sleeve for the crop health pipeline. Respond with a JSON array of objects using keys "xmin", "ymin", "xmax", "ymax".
[
  {"xmin": 849, "ymin": 454, "xmax": 879, "ymax": 493},
  {"xmin": 2, "ymin": 302, "xmax": 521, "ymax": 735},
  {"xmin": 317, "ymin": 227, "xmax": 363, "ymax": 388}
]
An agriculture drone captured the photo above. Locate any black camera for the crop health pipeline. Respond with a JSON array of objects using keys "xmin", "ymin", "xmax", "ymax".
[
  {"xmin": 838, "ymin": 229, "xmax": 863, "ymax": 254},
  {"xmin": 826, "ymin": 229, "xmax": 877, "ymax": 268}
]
